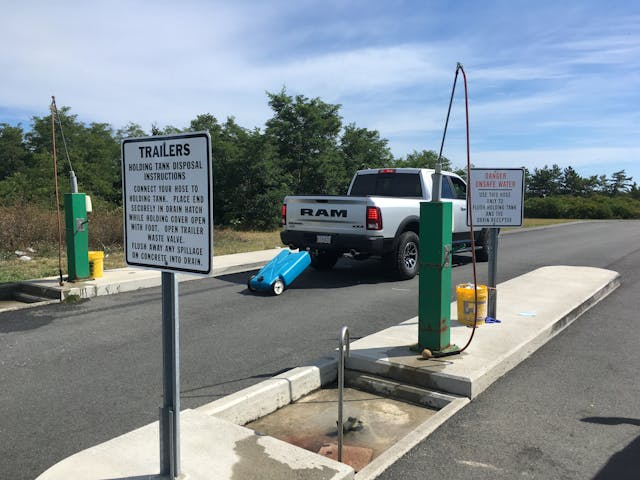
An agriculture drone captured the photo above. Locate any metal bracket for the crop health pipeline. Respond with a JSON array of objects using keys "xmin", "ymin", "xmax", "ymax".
[
  {"xmin": 420, "ymin": 244, "xmax": 451, "ymax": 269},
  {"xmin": 443, "ymin": 244, "xmax": 451, "ymax": 267},
  {"xmin": 75, "ymin": 218, "xmax": 88, "ymax": 232}
]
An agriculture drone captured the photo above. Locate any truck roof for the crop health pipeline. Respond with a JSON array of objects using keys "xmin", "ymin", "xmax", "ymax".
[{"xmin": 356, "ymin": 167, "xmax": 458, "ymax": 176}]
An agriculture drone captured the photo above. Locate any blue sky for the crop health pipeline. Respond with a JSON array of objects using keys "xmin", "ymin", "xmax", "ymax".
[{"xmin": 1, "ymin": 0, "xmax": 639, "ymax": 183}]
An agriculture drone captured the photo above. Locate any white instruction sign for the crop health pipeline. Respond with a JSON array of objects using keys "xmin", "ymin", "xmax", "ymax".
[
  {"xmin": 468, "ymin": 168, "xmax": 524, "ymax": 227},
  {"xmin": 122, "ymin": 132, "xmax": 212, "ymax": 275}
]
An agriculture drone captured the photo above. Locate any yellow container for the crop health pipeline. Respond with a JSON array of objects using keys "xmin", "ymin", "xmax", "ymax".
[
  {"xmin": 456, "ymin": 283, "xmax": 488, "ymax": 327},
  {"xmin": 88, "ymin": 251, "xmax": 104, "ymax": 278}
]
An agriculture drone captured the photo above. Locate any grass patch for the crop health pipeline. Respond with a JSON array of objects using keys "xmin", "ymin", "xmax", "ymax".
[
  {"xmin": 0, "ymin": 229, "xmax": 282, "ymax": 284},
  {"xmin": 214, "ymin": 229, "xmax": 283, "ymax": 255},
  {"xmin": 520, "ymin": 218, "xmax": 581, "ymax": 228}
]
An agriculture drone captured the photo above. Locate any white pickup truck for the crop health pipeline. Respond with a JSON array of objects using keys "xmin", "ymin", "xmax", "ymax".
[{"xmin": 280, "ymin": 167, "xmax": 491, "ymax": 279}]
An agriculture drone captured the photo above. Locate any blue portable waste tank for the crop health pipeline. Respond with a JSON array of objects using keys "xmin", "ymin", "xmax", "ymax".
[{"xmin": 247, "ymin": 250, "xmax": 311, "ymax": 295}]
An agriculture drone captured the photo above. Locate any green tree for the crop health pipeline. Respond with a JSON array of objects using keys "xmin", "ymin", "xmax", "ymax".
[
  {"xmin": 340, "ymin": 123, "xmax": 393, "ymax": 170},
  {"xmin": 23, "ymin": 107, "xmax": 121, "ymax": 205},
  {"xmin": 582, "ymin": 174, "xmax": 609, "ymax": 194},
  {"xmin": 0, "ymin": 124, "xmax": 30, "ymax": 181},
  {"xmin": 608, "ymin": 170, "xmax": 633, "ymax": 196},
  {"xmin": 265, "ymin": 88, "xmax": 344, "ymax": 195},
  {"xmin": 560, "ymin": 166, "xmax": 586, "ymax": 196},
  {"xmin": 394, "ymin": 149, "xmax": 453, "ymax": 171},
  {"xmin": 224, "ymin": 125, "xmax": 288, "ymax": 229},
  {"xmin": 527, "ymin": 164, "xmax": 562, "ymax": 197},
  {"xmin": 188, "ymin": 114, "xmax": 286, "ymax": 229},
  {"xmin": 115, "ymin": 122, "xmax": 147, "ymax": 142},
  {"xmin": 189, "ymin": 114, "xmax": 232, "ymax": 226}
]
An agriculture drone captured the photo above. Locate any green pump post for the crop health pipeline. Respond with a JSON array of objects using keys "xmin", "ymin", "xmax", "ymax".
[
  {"xmin": 64, "ymin": 193, "xmax": 90, "ymax": 281},
  {"xmin": 418, "ymin": 199, "xmax": 458, "ymax": 354}
]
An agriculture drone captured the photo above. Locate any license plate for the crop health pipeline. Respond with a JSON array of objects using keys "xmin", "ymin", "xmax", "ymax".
[{"xmin": 317, "ymin": 235, "xmax": 332, "ymax": 244}]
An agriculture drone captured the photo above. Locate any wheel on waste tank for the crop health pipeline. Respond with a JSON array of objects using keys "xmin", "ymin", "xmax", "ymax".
[
  {"xmin": 247, "ymin": 275, "xmax": 257, "ymax": 292},
  {"xmin": 271, "ymin": 278, "xmax": 285, "ymax": 296}
]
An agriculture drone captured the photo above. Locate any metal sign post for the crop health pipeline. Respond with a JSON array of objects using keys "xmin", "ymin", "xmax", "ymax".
[
  {"xmin": 487, "ymin": 228, "xmax": 500, "ymax": 317},
  {"xmin": 469, "ymin": 168, "xmax": 524, "ymax": 318},
  {"xmin": 160, "ymin": 271, "xmax": 180, "ymax": 477},
  {"xmin": 122, "ymin": 132, "xmax": 212, "ymax": 479}
]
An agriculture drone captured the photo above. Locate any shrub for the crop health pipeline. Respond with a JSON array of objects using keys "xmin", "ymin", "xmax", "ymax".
[{"xmin": 0, "ymin": 205, "xmax": 123, "ymax": 254}]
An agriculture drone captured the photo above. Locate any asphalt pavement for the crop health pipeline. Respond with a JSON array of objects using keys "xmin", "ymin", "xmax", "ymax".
[
  {"xmin": 378, "ymin": 229, "xmax": 640, "ymax": 479},
  {"xmin": 1, "ymin": 220, "xmax": 639, "ymax": 479}
]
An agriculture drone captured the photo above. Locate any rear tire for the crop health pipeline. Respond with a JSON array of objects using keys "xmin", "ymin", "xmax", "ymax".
[
  {"xmin": 310, "ymin": 251, "xmax": 339, "ymax": 270},
  {"xmin": 384, "ymin": 231, "xmax": 419, "ymax": 280},
  {"xmin": 475, "ymin": 228, "xmax": 496, "ymax": 262}
]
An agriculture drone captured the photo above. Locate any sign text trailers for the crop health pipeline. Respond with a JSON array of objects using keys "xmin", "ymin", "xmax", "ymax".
[
  {"xmin": 468, "ymin": 168, "xmax": 525, "ymax": 227},
  {"xmin": 122, "ymin": 132, "xmax": 212, "ymax": 275}
]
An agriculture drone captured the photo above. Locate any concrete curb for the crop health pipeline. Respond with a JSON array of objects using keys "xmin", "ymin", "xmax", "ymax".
[{"xmin": 196, "ymin": 355, "xmax": 338, "ymax": 425}]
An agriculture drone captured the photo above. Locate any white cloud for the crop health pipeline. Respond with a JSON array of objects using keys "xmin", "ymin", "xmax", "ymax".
[{"xmin": 1, "ymin": 1, "xmax": 639, "ymax": 182}]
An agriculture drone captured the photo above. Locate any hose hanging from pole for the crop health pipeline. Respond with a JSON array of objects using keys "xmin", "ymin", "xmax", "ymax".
[
  {"xmin": 51, "ymin": 98, "xmax": 78, "ymax": 192},
  {"xmin": 425, "ymin": 63, "xmax": 479, "ymax": 358}
]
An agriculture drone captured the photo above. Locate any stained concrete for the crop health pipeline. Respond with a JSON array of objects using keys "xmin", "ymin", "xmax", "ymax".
[
  {"xmin": 36, "ymin": 409, "xmax": 354, "ymax": 480},
  {"xmin": 245, "ymin": 387, "xmax": 437, "ymax": 468}
]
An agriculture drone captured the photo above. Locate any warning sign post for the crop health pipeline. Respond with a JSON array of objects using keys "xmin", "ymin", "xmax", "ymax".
[
  {"xmin": 468, "ymin": 167, "xmax": 525, "ymax": 323},
  {"xmin": 121, "ymin": 131, "xmax": 212, "ymax": 478},
  {"xmin": 122, "ymin": 132, "xmax": 212, "ymax": 275}
]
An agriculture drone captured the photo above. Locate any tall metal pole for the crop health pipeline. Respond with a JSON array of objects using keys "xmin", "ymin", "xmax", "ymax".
[
  {"xmin": 487, "ymin": 228, "xmax": 499, "ymax": 318},
  {"xmin": 160, "ymin": 272, "xmax": 180, "ymax": 478},
  {"xmin": 338, "ymin": 326, "xmax": 350, "ymax": 463},
  {"xmin": 51, "ymin": 98, "xmax": 64, "ymax": 286}
]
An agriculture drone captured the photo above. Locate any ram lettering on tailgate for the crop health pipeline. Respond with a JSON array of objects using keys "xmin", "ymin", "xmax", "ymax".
[{"xmin": 300, "ymin": 208, "xmax": 348, "ymax": 218}]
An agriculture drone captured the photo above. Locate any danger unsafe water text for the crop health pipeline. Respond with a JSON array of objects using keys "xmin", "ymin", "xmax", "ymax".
[{"xmin": 468, "ymin": 168, "xmax": 524, "ymax": 227}]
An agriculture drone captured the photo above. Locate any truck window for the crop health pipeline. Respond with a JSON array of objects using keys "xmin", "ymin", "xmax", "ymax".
[
  {"xmin": 441, "ymin": 176, "xmax": 454, "ymax": 199},
  {"xmin": 450, "ymin": 176, "xmax": 467, "ymax": 200},
  {"xmin": 349, "ymin": 173, "xmax": 423, "ymax": 197}
]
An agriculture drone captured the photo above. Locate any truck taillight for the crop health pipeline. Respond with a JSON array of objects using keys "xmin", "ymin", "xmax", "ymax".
[
  {"xmin": 281, "ymin": 204, "xmax": 287, "ymax": 225},
  {"xmin": 366, "ymin": 206, "xmax": 382, "ymax": 230},
  {"xmin": 378, "ymin": 168, "xmax": 396, "ymax": 174}
]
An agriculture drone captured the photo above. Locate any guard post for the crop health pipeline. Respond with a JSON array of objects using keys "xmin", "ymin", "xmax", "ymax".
[
  {"xmin": 64, "ymin": 192, "xmax": 90, "ymax": 281},
  {"xmin": 418, "ymin": 168, "xmax": 457, "ymax": 354}
]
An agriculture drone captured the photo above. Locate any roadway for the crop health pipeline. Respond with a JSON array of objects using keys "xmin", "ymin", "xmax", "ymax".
[{"xmin": 1, "ymin": 220, "xmax": 639, "ymax": 479}]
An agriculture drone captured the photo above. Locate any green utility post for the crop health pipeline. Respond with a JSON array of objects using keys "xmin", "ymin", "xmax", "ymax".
[
  {"xmin": 64, "ymin": 193, "xmax": 90, "ymax": 281},
  {"xmin": 418, "ymin": 200, "xmax": 458, "ymax": 354}
]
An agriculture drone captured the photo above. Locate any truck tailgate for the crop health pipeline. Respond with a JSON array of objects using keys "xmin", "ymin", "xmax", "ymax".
[{"xmin": 284, "ymin": 196, "xmax": 368, "ymax": 234}]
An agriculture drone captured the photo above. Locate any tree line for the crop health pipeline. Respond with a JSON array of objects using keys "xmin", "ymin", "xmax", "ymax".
[{"xmin": 1, "ymin": 88, "xmax": 638, "ymax": 230}]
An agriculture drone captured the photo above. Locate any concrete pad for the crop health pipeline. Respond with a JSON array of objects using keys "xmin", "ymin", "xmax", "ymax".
[
  {"xmin": 346, "ymin": 266, "xmax": 620, "ymax": 399},
  {"xmin": 36, "ymin": 409, "xmax": 354, "ymax": 480}
]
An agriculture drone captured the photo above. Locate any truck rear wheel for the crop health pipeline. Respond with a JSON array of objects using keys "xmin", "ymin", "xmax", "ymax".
[
  {"xmin": 475, "ymin": 228, "xmax": 496, "ymax": 262},
  {"xmin": 384, "ymin": 231, "xmax": 419, "ymax": 280},
  {"xmin": 310, "ymin": 251, "xmax": 339, "ymax": 270}
]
